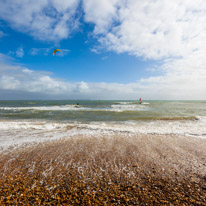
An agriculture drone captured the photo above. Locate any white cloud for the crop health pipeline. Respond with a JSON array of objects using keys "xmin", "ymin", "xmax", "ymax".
[
  {"xmin": 0, "ymin": 53, "xmax": 205, "ymax": 100},
  {"xmin": 30, "ymin": 48, "xmax": 51, "ymax": 56},
  {"xmin": 83, "ymin": 0, "xmax": 206, "ymax": 99},
  {"xmin": 83, "ymin": 0, "xmax": 119, "ymax": 34},
  {"xmin": 57, "ymin": 49, "xmax": 70, "ymax": 57},
  {"xmin": 90, "ymin": 48, "xmax": 100, "ymax": 54},
  {"xmin": 84, "ymin": 0, "xmax": 206, "ymax": 59},
  {"xmin": 1, "ymin": 1, "xmax": 206, "ymax": 99},
  {"xmin": 0, "ymin": 75, "xmax": 21, "ymax": 90},
  {"xmin": 0, "ymin": 53, "xmax": 14, "ymax": 63},
  {"xmin": 0, "ymin": 0, "xmax": 80, "ymax": 41},
  {"xmin": 0, "ymin": 55, "xmax": 144, "ymax": 99},
  {"xmin": 16, "ymin": 47, "xmax": 24, "ymax": 58}
]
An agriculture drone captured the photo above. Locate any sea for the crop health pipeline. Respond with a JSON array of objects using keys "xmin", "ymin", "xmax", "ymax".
[{"xmin": 0, "ymin": 100, "xmax": 206, "ymax": 151}]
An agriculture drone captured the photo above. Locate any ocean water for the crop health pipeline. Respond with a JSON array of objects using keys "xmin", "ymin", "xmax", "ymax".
[
  {"xmin": 1, "ymin": 100, "xmax": 206, "ymax": 122},
  {"xmin": 0, "ymin": 100, "xmax": 206, "ymax": 151}
]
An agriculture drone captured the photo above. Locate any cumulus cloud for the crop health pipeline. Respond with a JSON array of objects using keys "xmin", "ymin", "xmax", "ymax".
[
  {"xmin": 0, "ymin": 62, "xmax": 78, "ymax": 97},
  {"xmin": 1, "ymin": 1, "xmax": 206, "ymax": 99},
  {"xmin": 0, "ymin": 54, "xmax": 143, "ymax": 100},
  {"xmin": 0, "ymin": 0, "xmax": 80, "ymax": 41},
  {"xmin": 16, "ymin": 47, "xmax": 24, "ymax": 58},
  {"xmin": 83, "ymin": 0, "xmax": 206, "ymax": 99},
  {"xmin": 0, "ymin": 52, "xmax": 205, "ymax": 100},
  {"xmin": 84, "ymin": 0, "xmax": 206, "ymax": 59},
  {"xmin": 83, "ymin": 0, "xmax": 206, "ymax": 61},
  {"xmin": 83, "ymin": 0, "xmax": 119, "ymax": 34}
]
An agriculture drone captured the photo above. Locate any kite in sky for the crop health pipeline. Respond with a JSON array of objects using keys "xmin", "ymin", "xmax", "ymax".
[{"xmin": 53, "ymin": 49, "xmax": 61, "ymax": 56}]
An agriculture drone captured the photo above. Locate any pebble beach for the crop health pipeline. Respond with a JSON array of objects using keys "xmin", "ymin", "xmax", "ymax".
[{"xmin": 1, "ymin": 125, "xmax": 206, "ymax": 205}]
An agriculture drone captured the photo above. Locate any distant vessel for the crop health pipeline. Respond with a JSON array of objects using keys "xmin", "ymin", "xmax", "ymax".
[{"xmin": 139, "ymin": 98, "xmax": 142, "ymax": 104}]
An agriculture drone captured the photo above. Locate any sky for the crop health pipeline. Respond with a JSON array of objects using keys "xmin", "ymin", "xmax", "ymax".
[{"xmin": 0, "ymin": 0, "xmax": 206, "ymax": 100}]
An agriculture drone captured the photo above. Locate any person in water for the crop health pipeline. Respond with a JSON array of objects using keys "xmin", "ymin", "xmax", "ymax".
[{"xmin": 139, "ymin": 98, "xmax": 142, "ymax": 104}]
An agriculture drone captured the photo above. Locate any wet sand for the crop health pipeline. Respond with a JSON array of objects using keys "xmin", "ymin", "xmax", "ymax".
[{"xmin": 0, "ymin": 133, "xmax": 206, "ymax": 205}]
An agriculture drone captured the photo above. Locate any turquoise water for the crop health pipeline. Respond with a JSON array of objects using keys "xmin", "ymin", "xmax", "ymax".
[{"xmin": 0, "ymin": 100, "xmax": 205, "ymax": 123}]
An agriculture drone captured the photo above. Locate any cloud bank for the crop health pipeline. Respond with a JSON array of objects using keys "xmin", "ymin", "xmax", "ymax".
[
  {"xmin": 0, "ymin": 56, "xmax": 142, "ymax": 100},
  {"xmin": 0, "ymin": 55, "xmax": 204, "ymax": 100}
]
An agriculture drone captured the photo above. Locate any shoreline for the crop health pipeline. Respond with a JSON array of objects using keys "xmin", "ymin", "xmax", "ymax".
[
  {"xmin": 1, "ymin": 119, "xmax": 206, "ymax": 153},
  {"xmin": 1, "ymin": 133, "xmax": 206, "ymax": 205}
]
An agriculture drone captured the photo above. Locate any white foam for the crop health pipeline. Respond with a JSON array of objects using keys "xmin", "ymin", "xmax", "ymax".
[
  {"xmin": 110, "ymin": 104, "xmax": 147, "ymax": 112},
  {"xmin": 116, "ymin": 101, "xmax": 133, "ymax": 105},
  {"xmin": 85, "ymin": 118, "xmax": 206, "ymax": 137},
  {"xmin": 1, "ymin": 117, "xmax": 206, "ymax": 152},
  {"xmin": 0, "ymin": 105, "xmax": 81, "ymax": 111},
  {"xmin": 0, "ymin": 121, "xmax": 67, "ymax": 130},
  {"xmin": 0, "ymin": 103, "xmax": 148, "ymax": 112}
]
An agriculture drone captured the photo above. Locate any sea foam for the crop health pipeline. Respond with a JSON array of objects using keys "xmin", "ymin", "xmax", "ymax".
[{"xmin": 0, "ymin": 117, "xmax": 206, "ymax": 152}]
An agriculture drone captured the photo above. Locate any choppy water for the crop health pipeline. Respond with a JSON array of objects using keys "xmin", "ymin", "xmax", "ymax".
[
  {"xmin": 0, "ymin": 100, "xmax": 206, "ymax": 122},
  {"xmin": 0, "ymin": 100, "xmax": 206, "ymax": 151}
]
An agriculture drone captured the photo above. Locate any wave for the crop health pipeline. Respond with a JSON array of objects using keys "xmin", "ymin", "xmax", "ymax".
[
  {"xmin": 0, "ymin": 104, "xmax": 148, "ymax": 112},
  {"xmin": 0, "ymin": 116, "xmax": 205, "ymax": 137},
  {"xmin": 153, "ymin": 116, "xmax": 199, "ymax": 121},
  {"xmin": 115, "ymin": 101, "xmax": 150, "ymax": 105},
  {"xmin": 0, "ymin": 105, "xmax": 85, "ymax": 111},
  {"xmin": 115, "ymin": 101, "xmax": 134, "ymax": 105},
  {"xmin": 110, "ymin": 104, "xmax": 147, "ymax": 111}
]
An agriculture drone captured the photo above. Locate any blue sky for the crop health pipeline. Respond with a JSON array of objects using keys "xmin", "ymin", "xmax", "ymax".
[
  {"xmin": 0, "ymin": 18, "xmax": 155, "ymax": 83},
  {"xmin": 0, "ymin": 0, "xmax": 206, "ymax": 100}
]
